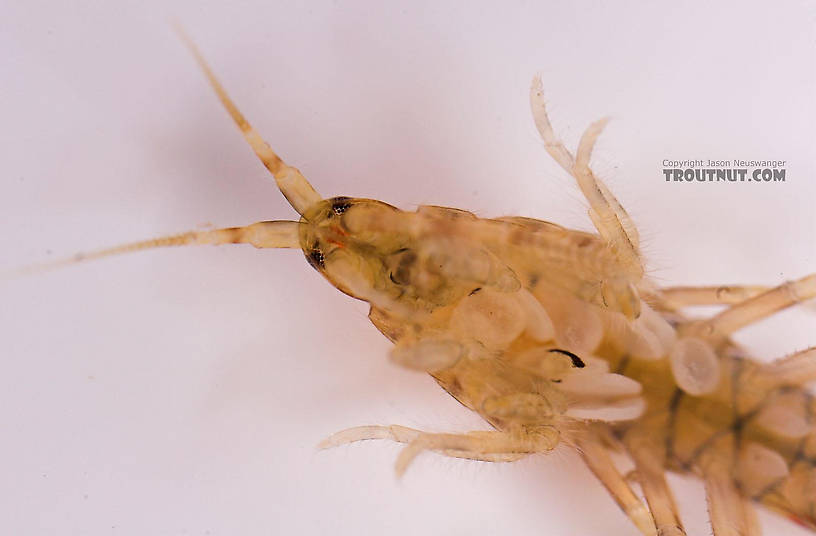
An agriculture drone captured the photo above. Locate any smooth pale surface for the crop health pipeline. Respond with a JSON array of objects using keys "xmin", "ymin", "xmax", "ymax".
[{"xmin": 1, "ymin": 1, "xmax": 814, "ymax": 536}]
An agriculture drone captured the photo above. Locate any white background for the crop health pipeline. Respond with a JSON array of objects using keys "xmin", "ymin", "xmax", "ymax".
[{"xmin": 2, "ymin": 1, "xmax": 815, "ymax": 535}]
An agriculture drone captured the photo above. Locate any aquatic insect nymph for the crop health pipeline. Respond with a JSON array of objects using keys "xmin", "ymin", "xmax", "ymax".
[{"xmin": 24, "ymin": 31, "xmax": 816, "ymax": 536}]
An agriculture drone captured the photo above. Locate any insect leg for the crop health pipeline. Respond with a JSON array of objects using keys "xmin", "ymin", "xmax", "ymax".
[
  {"xmin": 320, "ymin": 425, "xmax": 556, "ymax": 477},
  {"xmin": 658, "ymin": 285, "xmax": 771, "ymax": 307},
  {"xmin": 577, "ymin": 436, "xmax": 657, "ymax": 536},
  {"xmin": 703, "ymin": 467, "xmax": 762, "ymax": 536},
  {"xmin": 530, "ymin": 79, "xmax": 643, "ymax": 318},
  {"xmin": 694, "ymin": 273, "xmax": 816, "ymax": 338},
  {"xmin": 701, "ymin": 444, "xmax": 762, "ymax": 536},
  {"xmin": 758, "ymin": 346, "xmax": 816, "ymax": 388},
  {"xmin": 529, "ymin": 78, "xmax": 642, "ymax": 277},
  {"xmin": 176, "ymin": 27, "xmax": 322, "ymax": 215},
  {"xmin": 7, "ymin": 221, "xmax": 301, "ymax": 277},
  {"xmin": 394, "ymin": 427, "xmax": 558, "ymax": 477},
  {"xmin": 628, "ymin": 438, "xmax": 687, "ymax": 536},
  {"xmin": 741, "ymin": 498, "xmax": 761, "ymax": 536},
  {"xmin": 318, "ymin": 424, "xmax": 422, "ymax": 447},
  {"xmin": 319, "ymin": 425, "xmax": 527, "ymax": 463}
]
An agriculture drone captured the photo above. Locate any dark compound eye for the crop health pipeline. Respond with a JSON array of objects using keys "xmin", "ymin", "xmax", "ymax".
[
  {"xmin": 307, "ymin": 245, "xmax": 325, "ymax": 269},
  {"xmin": 330, "ymin": 197, "xmax": 352, "ymax": 216}
]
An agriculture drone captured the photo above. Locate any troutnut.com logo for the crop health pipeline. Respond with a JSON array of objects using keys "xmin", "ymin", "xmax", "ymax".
[{"xmin": 662, "ymin": 160, "xmax": 786, "ymax": 182}]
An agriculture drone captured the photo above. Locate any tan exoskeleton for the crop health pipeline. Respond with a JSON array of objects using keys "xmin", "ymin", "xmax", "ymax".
[{"xmin": 23, "ymin": 32, "xmax": 816, "ymax": 536}]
